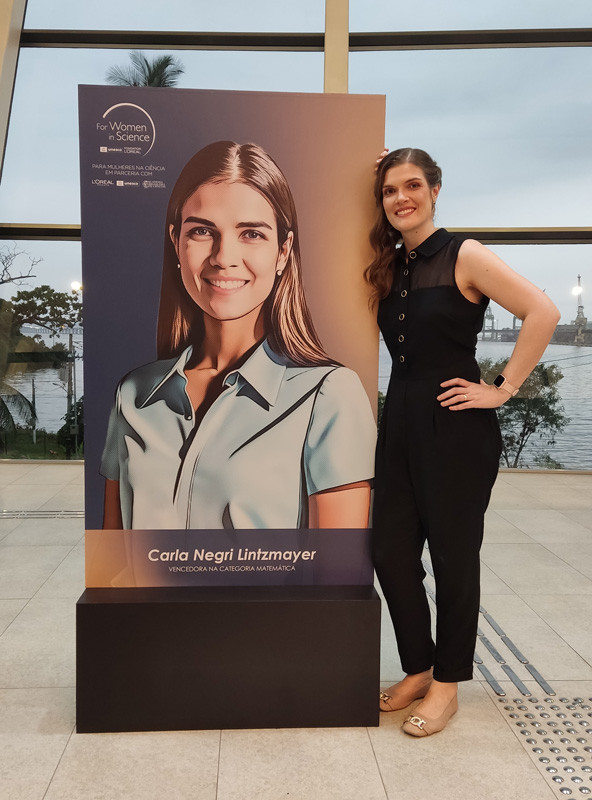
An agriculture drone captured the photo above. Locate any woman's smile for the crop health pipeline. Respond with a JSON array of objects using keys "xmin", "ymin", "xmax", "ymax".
[{"xmin": 204, "ymin": 277, "xmax": 249, "ymax": 291}]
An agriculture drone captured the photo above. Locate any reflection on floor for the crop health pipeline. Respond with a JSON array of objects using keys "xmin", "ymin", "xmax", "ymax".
[{"xmin": 0, "ymin": 462, "xmax": 591, "ymax": 799}]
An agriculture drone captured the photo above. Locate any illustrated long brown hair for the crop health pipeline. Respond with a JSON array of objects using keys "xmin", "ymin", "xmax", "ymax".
[
  {"xmin": 157, "ymin": 141, "xmax": 332, "ymax": 367},
  {"xmin": 365, "ymin": 147, "xmax": 442, "ymax": 305}
]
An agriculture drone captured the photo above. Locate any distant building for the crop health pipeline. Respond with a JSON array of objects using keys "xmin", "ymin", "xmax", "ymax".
[{"xmin": 552, "ymin": 274, "xmax": 590, "ymax": 346}]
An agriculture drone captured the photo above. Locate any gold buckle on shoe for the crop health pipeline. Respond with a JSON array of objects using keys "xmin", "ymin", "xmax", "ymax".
[
  {"xmin": 379, "ymin": 692, "xmax": 392, "ymax": 702},
  {"xmin": 406, "ymin": 715, "xmax": 426, "ymax": 730}
]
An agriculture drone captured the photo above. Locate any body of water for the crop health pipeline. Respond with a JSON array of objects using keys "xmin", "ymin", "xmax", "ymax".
[
  {"xmin": 379, "ymin": 338, "xmax": 592, "ymax": 471},
  {"xmin": 4, "ymin": 332, "xmax": 591, "ymax": 470},
  {"xmin": 3, "ymin": 331, "xmax": 84, "ymax": 434}
]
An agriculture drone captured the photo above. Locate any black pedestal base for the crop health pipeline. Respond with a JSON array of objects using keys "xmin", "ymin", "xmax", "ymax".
[{"xmin": 76, "ymin": 586, "xmax": 381, "ymax": 732}]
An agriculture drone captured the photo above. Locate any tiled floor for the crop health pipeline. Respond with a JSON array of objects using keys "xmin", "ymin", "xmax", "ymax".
[{"xmin": 1, "ymin": 462, "xmax": 591, "ymax": 799}]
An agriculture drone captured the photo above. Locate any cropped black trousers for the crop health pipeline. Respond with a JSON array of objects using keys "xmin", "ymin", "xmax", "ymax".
[{"xmin": 372, "ymin": 376, "xmax": 502, "ymax": 683}]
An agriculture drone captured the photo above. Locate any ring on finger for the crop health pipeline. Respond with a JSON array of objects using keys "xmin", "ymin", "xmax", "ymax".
[{"xmin": 463, "ymin": 394, "xmax": 468, "ymax": 401}]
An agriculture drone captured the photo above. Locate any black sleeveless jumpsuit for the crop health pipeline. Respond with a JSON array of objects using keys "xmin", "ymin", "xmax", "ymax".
[{"xmin": 373, "ymin": 228, "xmax": 502, "ymax": 683}]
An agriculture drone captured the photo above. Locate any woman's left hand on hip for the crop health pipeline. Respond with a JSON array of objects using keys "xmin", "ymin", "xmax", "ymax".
[{"xmin": 437, "ymin": 378, "xmax": 507, "ymax": 410}]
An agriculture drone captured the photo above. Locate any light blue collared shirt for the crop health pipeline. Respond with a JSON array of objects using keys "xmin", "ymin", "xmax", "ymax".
[{"xmin": 101, "ymin": 340, "xmax": 376, "ymax": 529}]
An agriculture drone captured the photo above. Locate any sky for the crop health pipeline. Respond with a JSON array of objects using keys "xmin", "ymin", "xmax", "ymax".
[
  {"xmin": 0, "ymin": 0, "xmax": 591, "ymax": 328},
  {"xmin": 21, "ymin": 0, "xmax": 592, "ymax": 33}
]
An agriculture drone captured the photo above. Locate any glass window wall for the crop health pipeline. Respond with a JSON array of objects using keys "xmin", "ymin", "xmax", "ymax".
[
  {"xmin": 350, "ymin": 0, "xmax": 592, "ymax": 32},
  {"xmin": 24, "ymin": 0, "xmax": 326, "ymax": 33},
  {"xmin": 0, "ymin": 48, "xmax": 323, "ymax": 223},
  {"xmin": 355, "ymin": 44, "xmax": 591, "ymax": 470},
  {"xmin": 3, "ymin": 8, "xmax": 591, "ymax": 469},
  {"xmin": 1, "ymin": 240, "xmax": 82, "ymax": 458},
  {"xmin": 350, "ymin": 47, "xmax": 592, "ymax": 228}
]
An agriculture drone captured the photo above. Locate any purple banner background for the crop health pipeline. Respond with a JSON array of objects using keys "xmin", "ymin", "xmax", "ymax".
[{"xmin": 79, "ymin": 86, "xmax": 384, "ymax": 587}]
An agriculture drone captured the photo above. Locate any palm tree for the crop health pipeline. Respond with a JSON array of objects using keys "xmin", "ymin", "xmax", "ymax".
[
  {"xmin": 0, "ymin": 381, "xmax": 36, "ymax": 433},
  {"xmin": 0, "ymin": 300, "xmax": 36, "ymax": 436},
  {"xmin": 106, "ymin": 51, "xmax": 185, "ymax": 87},
  {"xmin": 0, "ymin": 250, "xmax": 39, "ymax": 437}
]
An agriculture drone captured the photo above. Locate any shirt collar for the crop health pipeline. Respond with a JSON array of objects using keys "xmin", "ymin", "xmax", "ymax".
[
  {"xmin": 223, "ymin": 339, "xmax": 287, "ymax": 407},
  {"xmin": 139, "ymin": 339, "xmax": 287, "ymax": 411},
  {"xmin": 138, "ymin": 346, "xmax": 194, "ymax": 409},
  {"xmin": 408, "ymin": 227, "xmax": 453, "ymax": 259},
  {"xmin": 397, "ymin": 228, "xmax": 454, "ymax": 263}
]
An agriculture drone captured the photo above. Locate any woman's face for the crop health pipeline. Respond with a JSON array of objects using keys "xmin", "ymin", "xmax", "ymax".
[
  {"xmin": 381, "ymin": 162, "xmax": 439, "ymax": 236},
  {"xmin": 171, "ymin": 180, "xmax": 292, "ymax": 323}
]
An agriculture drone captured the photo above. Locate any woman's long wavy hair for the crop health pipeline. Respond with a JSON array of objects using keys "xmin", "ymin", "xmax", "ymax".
[
  {"xmin": 157, "ymin": 141, "xmax": 332, "ymax": 366},
  {"xmin": 365, "ymin": 147, "xmax": 442, "ymax": 306}
]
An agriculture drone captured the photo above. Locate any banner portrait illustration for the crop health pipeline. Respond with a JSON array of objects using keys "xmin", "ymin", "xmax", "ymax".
[{"xmin": 79, "ymin": 86, "xmax": 385, "ymax": 586}]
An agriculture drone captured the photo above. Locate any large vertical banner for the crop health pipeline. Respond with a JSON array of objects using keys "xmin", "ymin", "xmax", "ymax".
[{"xmin": 80, "ymin": 86, "xmax": 384, "ymax": 588}]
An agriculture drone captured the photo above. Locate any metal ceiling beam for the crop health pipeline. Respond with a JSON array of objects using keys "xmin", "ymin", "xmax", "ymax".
[
  {"xmin": 350, "ymin": 28, "xmax": 592, "ymax": 50},
  {"xmin": 1, "ymin": 224, "xmax": 591, "ymax": 246},
  {"xmin": 19, "ymin": 29, "xmax": 325, "ymax": 51},
  {"xmin": 0, "ymin": 223, "xmax": 82, "ymax": 241},
  {"xmin": 19, "ymin": 27, "xmax": 592, "ymax": 52},
  {"xmin": 451, "ymin": 228, "xmax": 592, "ymax": 245}
]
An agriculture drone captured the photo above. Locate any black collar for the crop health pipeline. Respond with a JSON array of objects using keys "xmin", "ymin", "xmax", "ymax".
[{"xmin": 411, "ymin": 228, "xmax": 453, "ymax": 258}]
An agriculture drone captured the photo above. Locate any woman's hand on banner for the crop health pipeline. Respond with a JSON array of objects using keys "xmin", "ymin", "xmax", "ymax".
[{"xmin": 375, "ymin": 148, "xmax": 389, "ymax": 172}]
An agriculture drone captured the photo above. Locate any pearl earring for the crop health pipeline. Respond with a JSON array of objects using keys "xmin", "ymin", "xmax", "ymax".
[
  {"xmin": 276, "ymin": 269, "xmax": 283, "ymax": 276},
  {"xmin": 177, "ymin": 263, "xmax": 181, "ymax": 270}
]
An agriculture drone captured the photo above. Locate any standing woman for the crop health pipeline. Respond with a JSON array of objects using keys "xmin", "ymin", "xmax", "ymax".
[{"xmin": 367, "ymin": 148, "xmax": 559, "ymax": 736}]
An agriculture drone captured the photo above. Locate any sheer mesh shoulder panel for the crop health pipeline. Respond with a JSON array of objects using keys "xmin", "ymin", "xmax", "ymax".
[{"xmin": 408, "ymin": 239, "xmax": 458, "ymax": 290}]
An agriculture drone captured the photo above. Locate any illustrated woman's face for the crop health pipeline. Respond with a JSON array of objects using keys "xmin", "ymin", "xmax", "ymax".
[
  {"xmin": 381, "ymin": 162, "xmax": 440, "ymax": 236},
  {"xmin": 171, "ymin": 180, "xmax": 292, "ymax": 323}
]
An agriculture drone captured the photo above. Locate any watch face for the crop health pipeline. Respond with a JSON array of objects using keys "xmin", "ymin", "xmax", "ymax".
[{"xmin": 493, "ymin": 374, "xmax": 505, "ymax": 388}]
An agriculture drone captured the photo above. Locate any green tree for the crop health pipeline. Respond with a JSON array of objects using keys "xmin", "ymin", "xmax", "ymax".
[
  {"xmin": 1, "ymin": 284, "xmax": 82, "ymax": 436},
  {"xmin": 479, "ymin": 358, "xmax": 569, "ymax": 468},
  {"xmin": 377, "ymin": 390, "xmax": 385, "ymax": 427},
  {"xmin": 6, "ymin": 285, "xmax": 82, "ymax": 339},
  {"xmin": 0, "ymin": 245, "xmax": 42, "ymax": 433},
  {"xmin": 106, "ymin": 51, "xmax": 185, "ymax": 87}
]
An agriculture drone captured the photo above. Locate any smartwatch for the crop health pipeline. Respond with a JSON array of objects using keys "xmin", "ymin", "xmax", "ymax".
[{"xmin": 493, "ymin": 374, "xmax": 519, "ymax": 397}]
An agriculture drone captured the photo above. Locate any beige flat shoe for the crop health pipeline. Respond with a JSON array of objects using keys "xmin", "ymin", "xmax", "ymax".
[
  {"xmin": 402, "ymin": 695, "xmax": 458, "ymax": 736},
  {"xmin": 379, "ymin": 679, "xmax": 432, "ymax": 712}
]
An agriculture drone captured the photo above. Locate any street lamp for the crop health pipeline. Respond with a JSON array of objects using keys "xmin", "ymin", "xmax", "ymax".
[
  {"xmin": 572, "ymin": 275, "xmax": 584, "ymax": 315},
  {"xmin": 69, "ymin": 281, "xmax": 83, "ymax": 457},
  {"xmin": 571, "ymin": 275, "xmax": 586, "ymax": 346}
]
